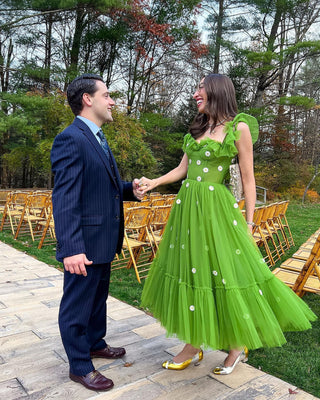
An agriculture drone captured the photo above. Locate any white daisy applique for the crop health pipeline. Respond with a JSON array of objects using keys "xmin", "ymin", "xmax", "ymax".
[
  {"xmin": 218, "ymin": 166, "xmax": 223, "ymax": 171},
  {"xmin": 189, "ymin": 305, "xmax": 195, "ymax": 311},
  {"xmin": 203, "ymin": 167, "xmax": 208, "ymax": 173},
  {"xmin": 205, "ymin": 151, "xmax": 211, "ymax": 157},
  {"xmin": 209, "ymin": 186, "xmax": 214, "ymax": 191}
]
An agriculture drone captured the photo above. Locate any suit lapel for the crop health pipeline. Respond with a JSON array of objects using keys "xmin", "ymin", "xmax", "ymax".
[{"xmin": 73, "ymin": 119, "xmax": 120, "ymax": 189}]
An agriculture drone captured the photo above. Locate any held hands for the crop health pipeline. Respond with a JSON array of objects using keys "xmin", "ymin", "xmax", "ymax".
[
  {"xmin": 63, "ymin": 253, "xmax": 93, "ymax": 277},
  {"xmin": 132, "ymin": 178, "xmax": 145, "ymax": 200},
  {"xmin": 138, "ymin": 176, "xmax": 157, "ymax": 195}
]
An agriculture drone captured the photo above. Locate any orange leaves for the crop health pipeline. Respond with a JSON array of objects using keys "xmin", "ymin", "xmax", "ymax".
[
  {"xmin": 112, "ymin": 0, "xmax": 174, "ymax": 61},
  {"xmin": 189, "ymin": 37, "xmax": 209, "ymax": 59}
]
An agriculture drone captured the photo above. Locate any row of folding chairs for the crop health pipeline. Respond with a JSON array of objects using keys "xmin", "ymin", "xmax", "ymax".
[
  {"xmin": 124, "ymin": 193, "xmax": 177, "ymax": 210},
  {"xmin": 244, "ymin": 200, "xmax": 295, "ymax": 268},
  {"xmin": 111, "ymin": 204, "xmax": 172, "ymax": 283},
  {"xmin": 273, "ymin": 228, "xmax": 320, "ymax": 297},
  {"xmin": 0, "ymin": 190, "xmax": 55, "ymax": 249}
]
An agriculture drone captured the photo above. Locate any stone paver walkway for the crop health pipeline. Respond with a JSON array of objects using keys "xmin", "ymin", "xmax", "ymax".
[{"xmin": 0, "ymin": 241, "xmax": 318, "ymax": 400}]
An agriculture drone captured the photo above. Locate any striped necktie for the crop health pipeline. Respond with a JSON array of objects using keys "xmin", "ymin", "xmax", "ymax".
[{"xmin": 97, "ymin": 129, "xmax": 111, "ymax": 161}]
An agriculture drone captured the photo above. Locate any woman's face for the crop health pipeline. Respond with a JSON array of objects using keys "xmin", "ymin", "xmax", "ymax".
[{"xmin": 193, "ymin": 78, "xmax": 207, "ymax": 114}]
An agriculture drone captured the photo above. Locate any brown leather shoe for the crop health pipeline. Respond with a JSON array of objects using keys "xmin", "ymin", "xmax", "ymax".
[
  {"xmin": 90, "ymin": 344, "xmax": 126, "ymax": 359},
  {"xmin": 69, "ymin": 370, "xmax": 114, "ymax": 391}
]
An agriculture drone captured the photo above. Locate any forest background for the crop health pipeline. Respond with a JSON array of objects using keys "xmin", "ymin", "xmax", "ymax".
[{"xmin": 0, "ymin": 0, "xmax": 319, "ymax": 202}]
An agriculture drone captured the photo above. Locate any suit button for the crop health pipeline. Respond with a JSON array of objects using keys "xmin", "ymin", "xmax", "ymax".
[
  {"xmin": 115, "ymin": 215, "xmax": 120, "ymax": 220},
  {"xmin": 115, "ymin": 194, "xmax": 119, "ymax": 199}
]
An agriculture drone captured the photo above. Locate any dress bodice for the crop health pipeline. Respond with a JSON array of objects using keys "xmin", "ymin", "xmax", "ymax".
[{"xmin": 182, "ymin": 113, "xmax": 259, "ymax": 184}]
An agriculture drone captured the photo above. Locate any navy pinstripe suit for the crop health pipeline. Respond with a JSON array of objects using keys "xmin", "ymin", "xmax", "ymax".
[{"xmin": 51, "ymin": 117, "xmax": 136, "ymax": 375}]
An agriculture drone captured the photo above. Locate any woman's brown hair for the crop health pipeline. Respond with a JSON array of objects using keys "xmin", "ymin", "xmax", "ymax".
[{"xmin": 189, "ymin": 74, "xmax": 238, "ymax": 139}]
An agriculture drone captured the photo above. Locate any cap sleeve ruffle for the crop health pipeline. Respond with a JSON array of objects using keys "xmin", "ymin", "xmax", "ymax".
[{"xmin": 230, "ymin": 112, "xmax": 259, "ymax": 145}]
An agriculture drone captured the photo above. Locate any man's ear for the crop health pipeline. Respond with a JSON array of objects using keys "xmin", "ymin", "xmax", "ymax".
[{"xmin": 82, "ymin": 92, "xmax": 92, "ymax": 107}]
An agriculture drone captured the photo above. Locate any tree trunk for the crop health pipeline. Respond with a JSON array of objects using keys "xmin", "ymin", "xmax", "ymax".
[
  {"xmin": 65, "ymin": 6, "xmax": 87, "ymax": 86},
  {"xmin": 213, "ymin": 0, "xmax": 224, "ymax": 73}
]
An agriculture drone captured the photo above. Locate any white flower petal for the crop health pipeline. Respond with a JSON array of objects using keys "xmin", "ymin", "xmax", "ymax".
[
  {"xmin": 189, "ymin": 305, "xmax": 195, "ymax": 311},
  {"xmin": 197, "ymin": 176, "xmax": 202, "ymax": 181},
  {"xmin": 209, "ymin": 186, "xmax": 214, "ymax": 191},
  {"xmin": 192, "ymin": 268, "xmax": 196, "ymax": 273}
]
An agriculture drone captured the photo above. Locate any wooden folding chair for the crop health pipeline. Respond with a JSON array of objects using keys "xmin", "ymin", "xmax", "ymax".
[
  {"xmin": 265, "ymin": 203, "xmax": 285, "ymax": 256},
  {"xmin": 277, "ymin": 200, "xmax": 295, "ymax": 247},
  {"xmin": 0, "ymin": 189, "xmax": 11, "ymax": 214},
  {"xmin": 237, "ymin": 199, "xmax": 245, "ymax": 210},
  {"xmin": 151, "ymin": 198, "xmax": 166, "ymax": 207},
  {"xmin": 38, "ymin": 195, "xmax": 56, "ymax": 249},
  {"xmin": 273, "ymin": 232, "xmax": 320, "ymax": 297},
  {"xmin": 259, "ymin": 204, "xmax": 283, "ymax": 262},
  {"xmin": 268, "ymin": 202, "xmax": 290, "ymax": 251},
  {"xmin": 14, "ymin": 192, "xmax": 50, "ymax": 241},
  {"xmin": 148, "ymin": 205, "xmax": 172, "ymax": 253},
  {"xmin": 112, "ymin": 206, "xmax": 154, "ymax": 283},
  {"xmin": 164, "ymin": 195, "xmax": 176, "ymax": 207},
  {"xmin": 252, "ymin": 206, "xmax": 275, "ymax": 267},
  {"xmin": 0, "ymin": 191, "xmax": 29, "ymax": 235}
]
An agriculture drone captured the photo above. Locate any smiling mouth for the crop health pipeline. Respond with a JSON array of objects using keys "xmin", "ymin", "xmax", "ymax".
[{"xmin": 196, "ymin": 99, "xmax": 203, "ymax": 106}]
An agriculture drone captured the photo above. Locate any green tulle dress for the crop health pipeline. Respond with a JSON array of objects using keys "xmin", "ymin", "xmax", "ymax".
[{"xmin": 141, "ymin": 113, "xmax": 317, "ymax": 350}]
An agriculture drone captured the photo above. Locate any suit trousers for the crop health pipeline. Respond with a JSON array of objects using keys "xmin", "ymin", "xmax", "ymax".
[{"xmin": 58, "ymin": 263, "xmax": 111, "ymax": 376}]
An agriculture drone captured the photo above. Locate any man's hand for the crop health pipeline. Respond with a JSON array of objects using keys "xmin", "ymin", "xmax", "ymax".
[
  {"xmin": 133, "ymin": 178, "xmax": 144, "ymax": 200},
  {"xmin": 63, "ymin": 253, "xmax": 93, "ymax": 277}
]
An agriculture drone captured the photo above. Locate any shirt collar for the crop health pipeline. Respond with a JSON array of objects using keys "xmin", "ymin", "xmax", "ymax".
[{"xmin": 77, "ymin": 116, "xmax": 100, "ymax": 135}]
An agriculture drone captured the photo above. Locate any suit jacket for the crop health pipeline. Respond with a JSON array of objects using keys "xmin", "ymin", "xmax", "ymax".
[{"xmin": 51, "ymin": 118, "xmax": 137, "ymax": 263}]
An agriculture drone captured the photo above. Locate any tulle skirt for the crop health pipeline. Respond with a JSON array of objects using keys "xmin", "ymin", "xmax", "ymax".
[{"xmin": 141, "ymin": 179, "xmax": 316, "ymax": 350}]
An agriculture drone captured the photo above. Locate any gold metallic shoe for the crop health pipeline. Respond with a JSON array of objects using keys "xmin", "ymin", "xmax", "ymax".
[
  {"xmin": 162, "ymin": 350, "xmax": 203, "ymax": 370},
  {"xmin": 210, "ymin": 347, "xmax": 248, "ymax": 376}
]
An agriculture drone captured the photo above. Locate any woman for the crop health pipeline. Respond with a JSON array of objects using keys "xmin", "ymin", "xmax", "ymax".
[{"xmin": 139, "ymin": 74, "xmax": 316, "ymax": 376}]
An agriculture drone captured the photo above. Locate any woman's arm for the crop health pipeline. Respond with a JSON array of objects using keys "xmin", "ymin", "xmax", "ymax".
[
  {"xmin": 139, "ymin": 153, "xmax": 189, "ymax": 193},
  {"xmin": 235, "ymin": 122, "xmax": 256, "ymax": 229}
]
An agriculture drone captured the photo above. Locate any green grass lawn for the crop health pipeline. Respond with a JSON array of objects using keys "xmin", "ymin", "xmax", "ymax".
[{"xmin": 0, "ymin": 202, "xmax": 320, "ymax": 397}]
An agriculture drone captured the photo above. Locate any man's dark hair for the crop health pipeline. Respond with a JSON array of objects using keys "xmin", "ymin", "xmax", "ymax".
[{"xmin": 67, "ymin": 73, "xmax": 104, "ymax": 116}]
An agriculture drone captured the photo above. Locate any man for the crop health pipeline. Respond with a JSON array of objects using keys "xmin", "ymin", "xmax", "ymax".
[{"xmin": 51, "ymin": 74, "xmax": 143, "ymax": 391}]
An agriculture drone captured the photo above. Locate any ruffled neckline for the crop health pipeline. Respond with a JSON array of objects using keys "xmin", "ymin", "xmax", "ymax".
[{"xmin": 182, "ymin": 113, "xmax": 259, "ymax": 158}]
